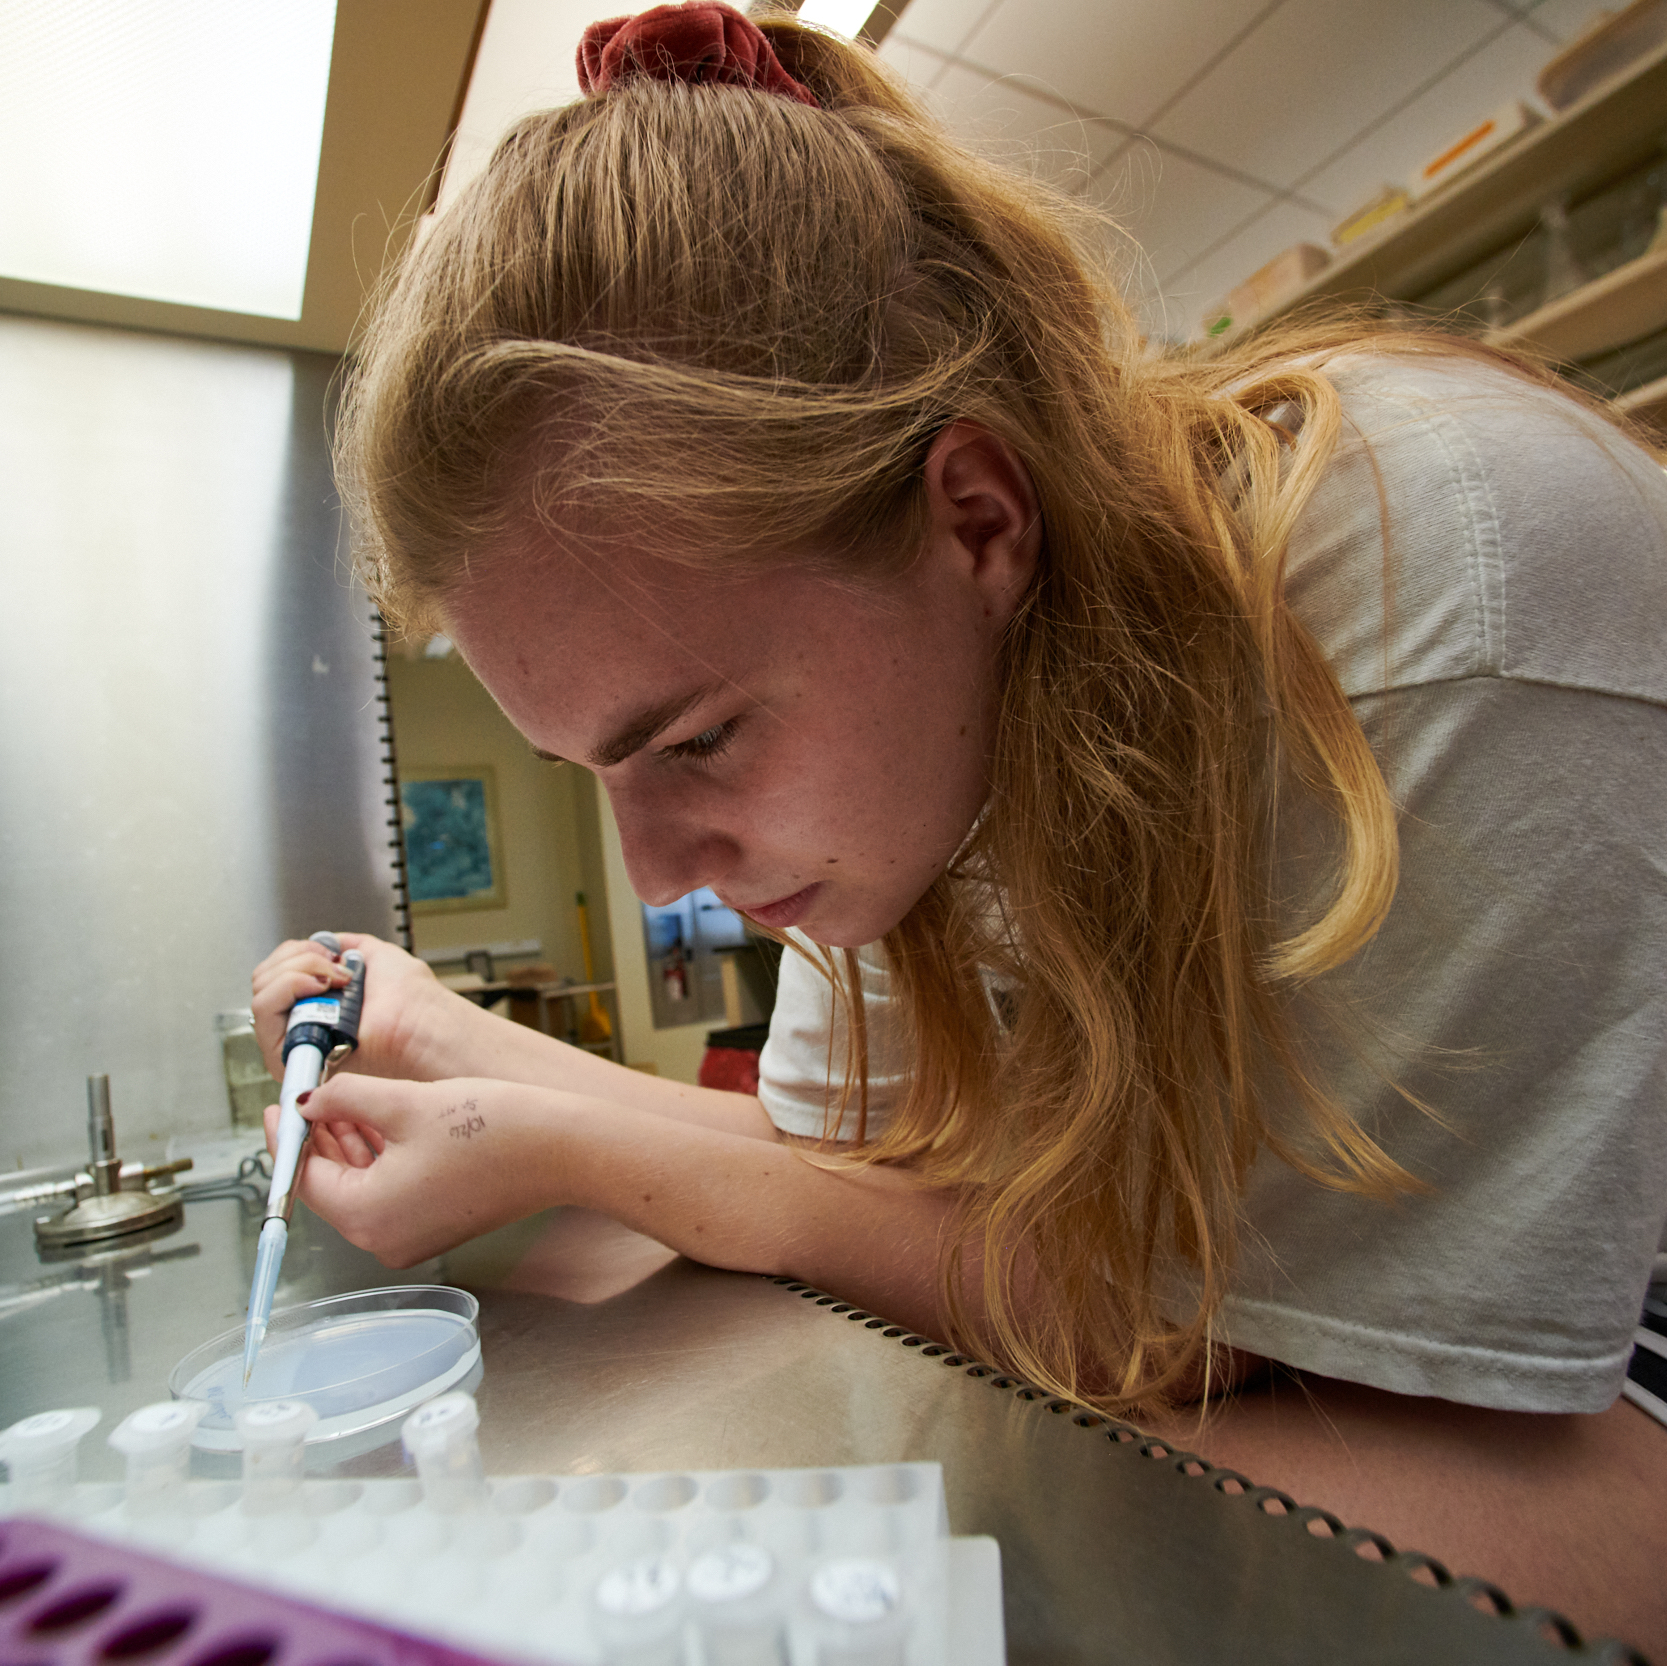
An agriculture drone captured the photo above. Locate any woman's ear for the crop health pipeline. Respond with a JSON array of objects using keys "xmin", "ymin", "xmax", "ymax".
[{"xmin": 921, "ymin": 421, "xmax": 1041, "ymax": 624}]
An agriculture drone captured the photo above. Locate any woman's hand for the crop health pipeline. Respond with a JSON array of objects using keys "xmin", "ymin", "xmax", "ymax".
[
  {"xmin": 251, "ymin": 933, "xmax": 483, "ymax": 1085},
  {"xmin": 270, "ymin": 1074, "xmax": 569, "ymax": 1267}
]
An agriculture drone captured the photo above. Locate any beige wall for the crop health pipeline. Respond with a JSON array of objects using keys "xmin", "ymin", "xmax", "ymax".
[
  {"xmin": 597, "ymin": 790, "xmax": 713, "ymax": 1085},
  {"xmin": 387, "ymin": 650, "xmax": 725, "ymax": 1084},
  {"xmin": 386, "ymin": 654, "xmax": 612, "ymax": 987}
]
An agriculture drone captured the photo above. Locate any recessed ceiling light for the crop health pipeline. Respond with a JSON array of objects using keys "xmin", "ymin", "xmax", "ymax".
[
  {"xmin": 0, "ymin": 0, "xmax": 337, "ymax": 320},
  {"xmin": 796, "ymin": 0, "xmax": 878, "ymax": 42}
]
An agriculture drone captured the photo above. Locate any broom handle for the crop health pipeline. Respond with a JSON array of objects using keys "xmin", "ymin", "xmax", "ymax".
[{"xmin": 576, "ymin": 893, "xmax": 606, "ymax": 1019}]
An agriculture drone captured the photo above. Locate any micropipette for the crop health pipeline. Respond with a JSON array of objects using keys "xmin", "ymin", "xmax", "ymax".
[{"xmin": 242, "ymin": 930, "xmax": 367, "ymax": 1385}]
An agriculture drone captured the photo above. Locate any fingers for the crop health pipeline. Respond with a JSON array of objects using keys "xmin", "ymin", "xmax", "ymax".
[
  {"xmin": 253, "ymin": 950, "xmax": 352, "ymax": 1006},
  {"xmin": 300, "ymin": 1073, "xmax": 411, "ymax": 1142},
  {"xmin": 306, "ymin": 1119, "xmax": 353, "ymax": 1166},
  {"xmin": 325, "ymin": 1120, "xmax": 381, "ymax": 1169},
  {"xmin": 253, "ymin": 937, "xmax": 352, "ymax": 990},
  {"xmin": 251, "ymin": 940, "xmax": 358, "ymax": 1076}
]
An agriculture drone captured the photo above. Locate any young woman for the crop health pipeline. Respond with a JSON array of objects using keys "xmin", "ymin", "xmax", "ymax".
[{"xmin": 253, "ymin": 2, "xmax": 1667, "ymax": 1644}]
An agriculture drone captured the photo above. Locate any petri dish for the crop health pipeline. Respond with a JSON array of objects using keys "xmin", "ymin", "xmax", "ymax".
[{"xmin": 170, "ymin": 1285, "xmax": 481, "ymax": 1452}]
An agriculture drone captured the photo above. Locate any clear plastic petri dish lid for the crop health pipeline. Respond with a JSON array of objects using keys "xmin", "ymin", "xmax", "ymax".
[{"xmin": 170, "ymin": 1285, "xmax": 481, "ymax": 1452}]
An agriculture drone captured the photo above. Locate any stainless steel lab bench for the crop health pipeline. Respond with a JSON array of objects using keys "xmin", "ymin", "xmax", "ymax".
[{"xmin": 0, "ymin": 1178, "xmax": 1631, "ymax": 1665}]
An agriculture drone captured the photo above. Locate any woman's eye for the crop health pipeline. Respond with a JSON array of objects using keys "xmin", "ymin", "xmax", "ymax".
[{"xmin": 661, "ymin": 719, "xmax": 739, "ymax": 764}]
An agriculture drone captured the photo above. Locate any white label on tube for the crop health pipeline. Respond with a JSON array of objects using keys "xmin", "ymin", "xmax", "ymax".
[
  {"xmin": 15, "ymin": 1410, "xmax": 78, "ymax": 1437},
  {"xmin": 287, "ymin": 996, "xmax": 340, "ymax": 1031},
  {"xmin": 407, "ymin": 1396, "xmax": 472, "ymax": 1433},
  {"xmin": 128, "ymin": 1403, "xmax": 197, "ymax": 1434},
  {"xmin": 240, "ymin": 1400, "xmax": 309, "ymax": 1429},
  {"xmin": 688, "ymin": 1544, "xmax": 773, "ymax": 1604},
  {"xmin": 596, "ymin": 1557, "xmax": 680, "ymax": 1617},
  {"xmin": 810, "ymin": 1559, "xmax": 901, "ymax": 1624}
]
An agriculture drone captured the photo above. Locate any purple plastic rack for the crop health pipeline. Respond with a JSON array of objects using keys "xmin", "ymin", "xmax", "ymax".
[{"xmin": 0, "ymin": 1517, "xmax": 541, "ymax": 1666}]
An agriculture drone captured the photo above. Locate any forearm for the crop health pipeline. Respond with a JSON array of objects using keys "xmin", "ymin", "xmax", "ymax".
[
  {"xmin": 554, "ymin": 1092, "xmax": 955, "ymax": 1335},
  {"xmin": 412, "ymin": 999, "xmax": 771, "ymax": 1137},
  {"xmin": 1151, "ymin": 1374, "xmax": 1667, "ymax": 1657}
]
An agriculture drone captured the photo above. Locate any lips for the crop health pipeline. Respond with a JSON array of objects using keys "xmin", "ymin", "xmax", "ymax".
[{"xmin": 733, "ymin": 883, "xmax": 822, "ymax": 931}]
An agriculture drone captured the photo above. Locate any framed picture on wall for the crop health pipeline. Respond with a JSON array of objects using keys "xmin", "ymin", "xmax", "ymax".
[{"xmin": 400, "ymin": 766, "xmax": 507, "ymax": 914}]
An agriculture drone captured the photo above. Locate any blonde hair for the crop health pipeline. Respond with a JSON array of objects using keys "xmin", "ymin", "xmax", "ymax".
[{"xmin": 338, "ymin": 15, "xmax": 1606, "ymax": 1412}]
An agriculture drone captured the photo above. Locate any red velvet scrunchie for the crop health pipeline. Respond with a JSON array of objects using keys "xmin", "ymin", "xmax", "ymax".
[{"xmin": 578, "ymin": 1, "xmax": 819, "ymax": 106}]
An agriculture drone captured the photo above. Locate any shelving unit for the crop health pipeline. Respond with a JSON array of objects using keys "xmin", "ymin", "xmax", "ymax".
[
  {"xmin": 1489, "ymin": 241, "xmax": 1667, "ymax": 362},
  {"xmin": 1617, "ymin": 369, "xmax": 1667, "ymax": 430},
  {"xmin": 1207, "ymin": 37, "xmax": 1667, "ymax": 390}
]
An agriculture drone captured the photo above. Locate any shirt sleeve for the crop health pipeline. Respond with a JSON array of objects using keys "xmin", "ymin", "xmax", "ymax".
[{"xmin": 757, "ymin": 934, "xmax": 911, "ymax": 1142}]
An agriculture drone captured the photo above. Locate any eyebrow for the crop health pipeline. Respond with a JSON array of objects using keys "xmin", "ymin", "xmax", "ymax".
[{"xmin": 530, "ymin": 683, "xmax": 721, "ymax": 770}]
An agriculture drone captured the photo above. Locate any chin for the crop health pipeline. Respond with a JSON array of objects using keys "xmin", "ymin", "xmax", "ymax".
[{"xmin": 795, "ymin": 905, "xmax": 907, "ymax": 952}]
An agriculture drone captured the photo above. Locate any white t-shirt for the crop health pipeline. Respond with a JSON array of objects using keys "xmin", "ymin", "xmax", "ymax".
[{"xmin": 758, "ymin": 355, "xmax": 1667, "ymax": 1413}]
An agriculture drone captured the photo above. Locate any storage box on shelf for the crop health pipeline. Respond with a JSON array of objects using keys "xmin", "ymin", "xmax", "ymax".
[{"xmin": 1200, "ymin": 36, "xmax": 1667, "ymax": 413}]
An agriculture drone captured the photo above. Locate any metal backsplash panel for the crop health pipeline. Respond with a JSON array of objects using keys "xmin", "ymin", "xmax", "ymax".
[{"xmin": 0, "ymin": 316, "xmax": 400, "ymax": 1171}]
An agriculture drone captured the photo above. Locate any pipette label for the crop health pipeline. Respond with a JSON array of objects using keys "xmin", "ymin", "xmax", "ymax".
[{"xmin": 287, "ymin": 996, "xmax": 341, "ymax": 1029}]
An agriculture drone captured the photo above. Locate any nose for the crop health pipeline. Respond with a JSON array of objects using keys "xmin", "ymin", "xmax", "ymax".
[{"xmin": 606, "ymin": 783, "xmax": 740, "ymax": 907}]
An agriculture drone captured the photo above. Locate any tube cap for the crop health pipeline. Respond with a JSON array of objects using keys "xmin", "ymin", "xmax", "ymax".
[
  {"xmin": 401, "ymin": 1391, "xmax": 479, "ymax": 1460},
  {"xmin": 234, "ymin": 1399, "xmax": 318, "ymax": 1446},
  {"xmin": 0, "ymin": 1407, "xmax": 101, "ymax": 1473},
  {"xmin": 109, "ymin": 1401, "xmax": 207, "ymax": 1456}
]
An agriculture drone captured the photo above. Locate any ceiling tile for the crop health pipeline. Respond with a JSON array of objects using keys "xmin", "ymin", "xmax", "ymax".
[
  {"xmin": 1156, "ymin": 197, "xmax": 1335, "ymax": 339},
  {"xmin": 931, "ymin": 61, "xmax": 1126, "ymax": 192},
  {"xmin": 439, "ymin": 0, "xmax": 597, "ymax": 208},
  {"xmin": 1149, "ymin": 0, "xmax": 1504, "ymax": 191},
  {"xmin": 1521, "ymin": 0, "xmax": 1609, "ymax": 43},
  {"xmin": 875, "ymin": 31, "xmax": 953, "ymax": 89},
  {"xmin": 1093, "ymin": 141, "xmax": 1274, "ymax": 287},
  {"xmin": 1299, "ymin": 22, "xmax": 1557, "ymax": 220},
  {"xmin": 958, "ymin": 0, "xmax": 1279, "ymax": 127},
  {"xmin": 884, "ymin": 0, "xmax": 997, "ymax": 57}
]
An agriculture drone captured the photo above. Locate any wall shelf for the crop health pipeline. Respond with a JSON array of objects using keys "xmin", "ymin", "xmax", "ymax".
[
  {"xmin": 1616, "ymin": 369, "xmax": 1667, "ymax": 429},
  {"xmin": 1206, "ymin": 36, "xmax": 1667, "ymax": 355},
  {"xmin": 1488, "ymin": 242, "xmax": 1667, "ymax": 361}
]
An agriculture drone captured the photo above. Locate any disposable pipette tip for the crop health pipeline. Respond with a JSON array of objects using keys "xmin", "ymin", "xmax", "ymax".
[
  {"xmin": 243, "ymin": 1218, "xmax": 287, "ymax": 1385},
  {"xmin": 241, "ymin": 1323, "xmax": 264, "ymax": 1387}
]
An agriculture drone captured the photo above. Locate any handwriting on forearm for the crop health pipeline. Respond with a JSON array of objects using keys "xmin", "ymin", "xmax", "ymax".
[{"xmin": 440, "ymin": 1098, "xmax": 485, "ymax": 1140}]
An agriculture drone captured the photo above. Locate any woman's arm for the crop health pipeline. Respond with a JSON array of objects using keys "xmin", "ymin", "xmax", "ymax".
[
  {"xmin": 283, "ymin": 1074, "xmax": 1667, "ymax": 1655},
  {"xmin": 252, "ymin": 932, "xmax": 774, "ymax": 1138},
  {"xmin": 1154, "ymin": 1372, "xmax": 1667, "ymax": 1659},
  {"xmin": 279, "ymin": 1073, "xmax": 954, "ymax": 1335}
]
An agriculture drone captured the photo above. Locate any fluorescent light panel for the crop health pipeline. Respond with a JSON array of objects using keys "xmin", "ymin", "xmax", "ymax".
[
  {"xmin": 796, "ymin": 0, "xmax": 879, "ymax": 41},
  {"xmin": 0, "ymin": 0, "xmax": 337, "ymax": 320}
]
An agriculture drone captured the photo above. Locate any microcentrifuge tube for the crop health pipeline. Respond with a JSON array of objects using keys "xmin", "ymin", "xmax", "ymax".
[
  {"xmin": 235, "ymin": 1399, "xmax": 317, "ymax": 1515},
  {"xmin": 0, "ymin": 1407, "xmax": 101, "ymax": 1511},
  {"xmin": 808, "ymin": 1557, "xmax": 909, "ymax": 1666},
  {"xmin": 689, "ymin": 1543, "xmax": 787, "ymax": 1666},
  {"xmin": 593, "ymin": 1555, "xmax": 684, "ymax": 1666},
  {"xmin": 401, "ymin": 1391, "xmax": 486, "ymax": 1513},
  {"xmin": 109, "ymin": 1401, "xmax": 207, "ymax": 1516}
]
